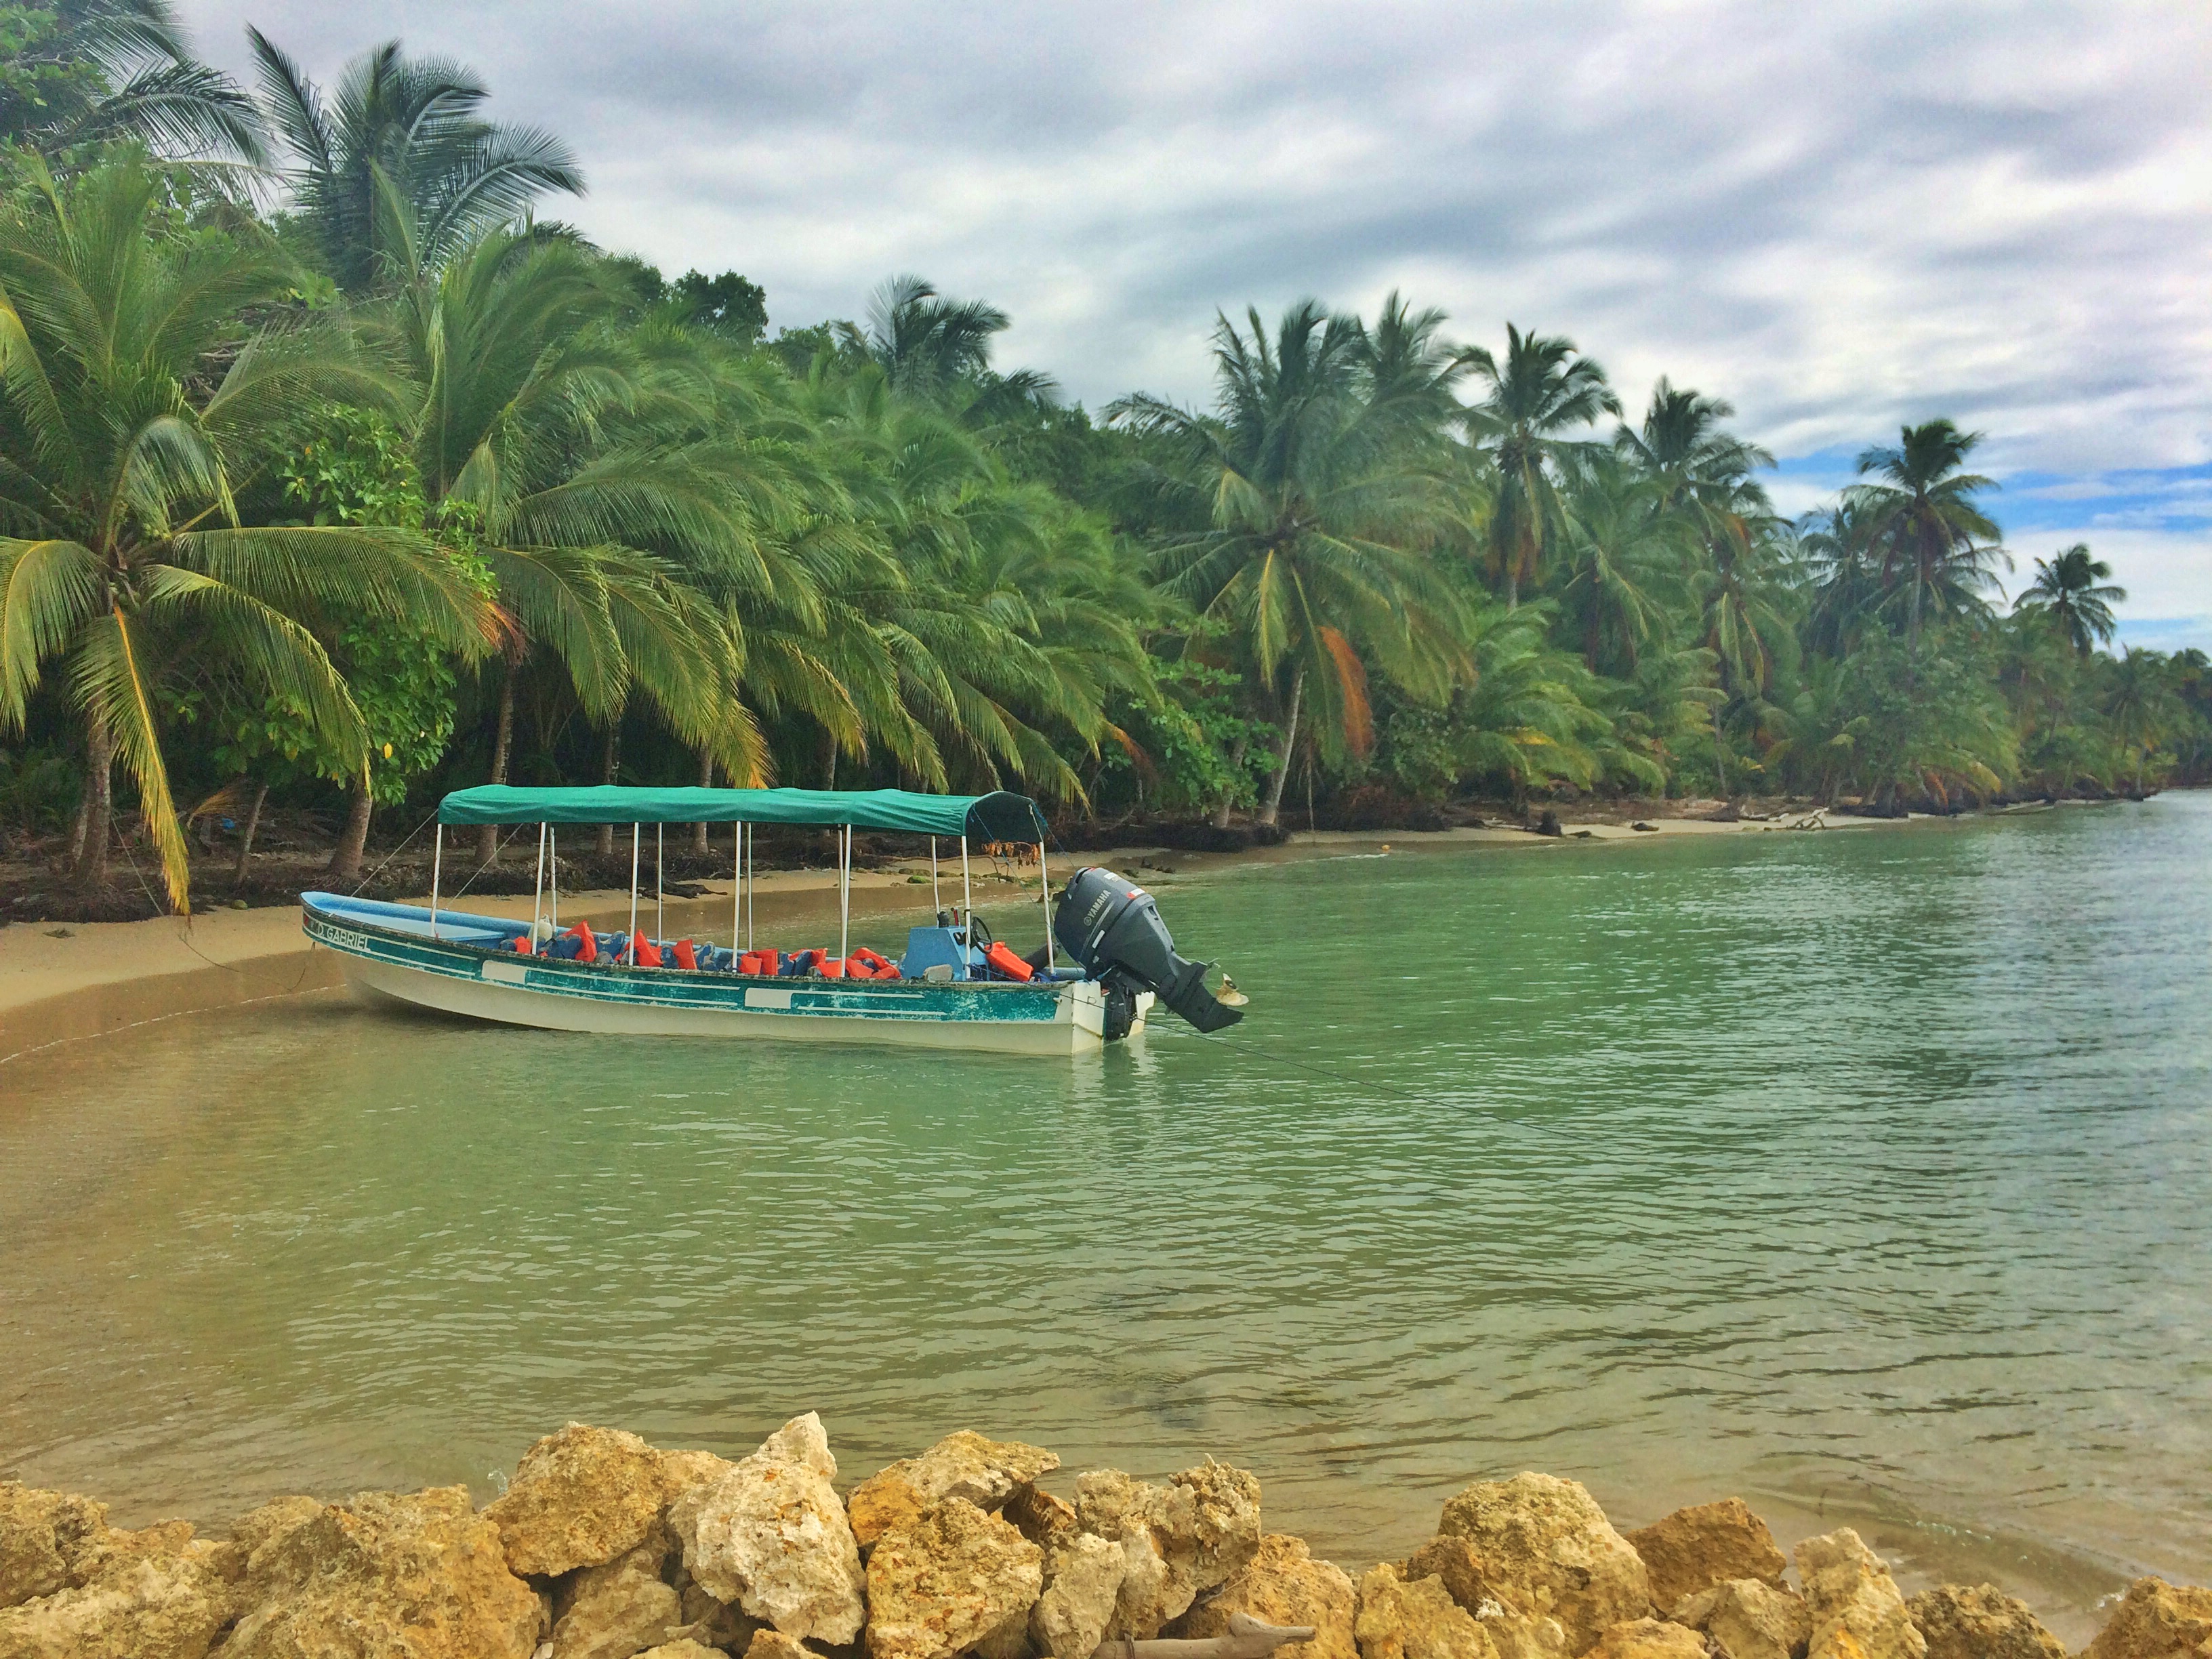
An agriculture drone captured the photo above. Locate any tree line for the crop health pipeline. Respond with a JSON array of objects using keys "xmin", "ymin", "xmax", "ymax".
[{"xmin": 2, "ymin": 3, "xmax": 2207, "ymax": 912}]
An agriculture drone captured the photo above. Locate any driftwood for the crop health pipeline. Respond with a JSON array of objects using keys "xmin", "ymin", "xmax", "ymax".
[{"xmin": 1090, "ymin": 1613, "xmax": 1319, "ymax": 1659}]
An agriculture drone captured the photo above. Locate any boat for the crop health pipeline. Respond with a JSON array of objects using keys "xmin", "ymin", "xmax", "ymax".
[{"xmin": 300, "ymin": 784, "xmax": 1246, "ymax": 1056}]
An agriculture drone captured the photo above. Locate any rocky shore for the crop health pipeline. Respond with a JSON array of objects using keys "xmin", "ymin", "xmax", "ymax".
[{"xmin": 2, "ymin": 1418, "xmax": 2207, "ymax": 1659}]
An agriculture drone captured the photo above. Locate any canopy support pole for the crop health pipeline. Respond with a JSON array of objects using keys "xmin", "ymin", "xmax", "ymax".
[
  {"xmin": 1038, "ymin": 839, "xmax": 1054, "ymax": 970},
  {"xmin": 930, "ymin": 836, "xmax": 940, "ymax": 912},
  {"xmin": 628, "ymin": 823, "xmax": 641, "ymax": 964},
  {"xmin": 549, "ymin": 827, "xmax": 558, "ymax": 933},
  {"xmin": 655, "ymin": 823, "xmax": 664, "ymax": 944},
  {"xmin": 960, "ymin": 836, "xmax": 972, "ymax": 952},
  {"xmin": 429, "ymin": 828, "xmax": 441, "ymax": 941},
  {"xmin": 531, "ymin": 823, "xmax": 546, "ymax": 947},
  {"xmin": 732, "ymin": 823, "xmax": 742, "ymax": 952},
  {"xmin": 838, "ymin": 823, "xmax": 851, "ymax": 960},
  {"xmin": 745, "ymin": 823, "xmax": 754, "ymax": 950}
]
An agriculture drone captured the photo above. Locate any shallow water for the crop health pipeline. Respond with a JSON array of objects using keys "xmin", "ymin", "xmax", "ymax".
[{"xmin": 3, "ymin": 797, "xmax": 2209, "ymax": 1630}]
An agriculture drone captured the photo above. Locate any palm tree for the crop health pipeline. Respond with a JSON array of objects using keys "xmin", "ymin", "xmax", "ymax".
[
  {"xmin": 1458, "ymin": 324, "xmax": 1619, "ymax": 607},
  {"xmin": 1553, "ymin": 455, "xmax": 1682, "ymax": 674},
  {"xmin": 0, "ymin": 0, "xmax": 265, "ymax": 167},
  {"xmin": 0, "ymin": 155, "xmax": 491, "ymax": 908},
  {"xmin": 1615, "ymin": 378, "xmax": 1774, "ymax": 514},
  {"xmin": 1113, "ymin": 300, "xmax": 1466, "ymax": 826},
  {"xmin": 249, "ymin": 32, "xmax": 582, "ymax": 293},
  {"xmin": 2103, "ymin": 647, "xmax": 2177, "ymax": 792},
  {"xmin": 2015, "ymin": 543, "xmax": 2125, "ymax": 655},
  {"xmin": 1849, "ymin": 419, "xmax": 2006, "ymax": 659},
  {"xmin": 838, "ymin": 274, "xmax": 1056, "ymax": 413}
]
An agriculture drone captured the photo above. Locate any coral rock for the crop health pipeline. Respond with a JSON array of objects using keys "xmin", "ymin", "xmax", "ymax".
[
  {"xmin": 0, "ymin": 1549, "xmax": 236, "ymax": 1659},
  {"xmin": 1177, "ymin": 1534, "xmax": 1356, "ymax": 1659},
  {"xmin": 850, "ymin": 1435, "xmax": 1063, "ymax": 1549},
  {"xmin": 1031, "ymin": 1533, "xmax": 1128, "ymax": 1659},
  {"xmin": 668, "ymin": 1581, "xmax": 758, "ymax": 1652},
  {"xmin": 866, "ymin": 1498, "xmax": 1044, "ymax": 1659},
  {"xmin": 1582, "ymin": 1621, "xmax": 1711, "ymax": 1659},
  {"xmin": 1006, "ymin": 1490, "xmax": 1080, "ymax": 1555},
  {"xmin": 1355, "ymin": 1563, "xmax": 1498, "ymax": 1659},
  {"xmin": 1075, "ymin": 1463, "xmax": 1264, "ymax": 1637},
  {"xmin": 637, "ymin": 1644, "xmax": 731, "ymax": 1659},
  {"xmin": 0, "ymin": 1484, "xmax": 112, "ymax": 1610},
  {"xmin": 1904, "ymin": 1586, "xmax": 2064, "ymax": 1659},
  {"xmin": 1626, "ymin": 1503, "xmax": 1787, "ymax": 1613},
  {"xmin": 747, "ymin": 1633, "xmax": 819, "ymax": 1659},
  {"xmin": 1404, "ymin": 1539, "xmax": 1494, "ymax": 1620},
  {"xmin": 1793, "ymin": 1532, "xmax": 1925, "ymax": 1659},
  {"xmin": 489, "ymin": 1424, "xmax": 677, "ymax": 1578},
  {"xmin": 222, "ymin": 1485, "xmax": 543, "ymax": 1659},
  {"xmin": 1672, "ymin": 1579, "xmax": 1809, "ymax": 1659},
  {"xmin": 673, "ymin": 1416, "xmax": 866, "ymax": 1645},
  {"xmin": 550, "ymin": 1535, "xmax": 684, "ymax": 1659},
  {"xmin": 2079, "ymin": 1579, "xmax": 2212, "ymax": 1659},
  {"xmin": 1437, "ymin": 1475, "xmax": 1650, "ymax": 1656}
]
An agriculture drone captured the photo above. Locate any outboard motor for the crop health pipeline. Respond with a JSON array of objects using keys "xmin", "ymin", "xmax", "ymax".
[{"xmin": 1053, "ymin": 866, "xmax": 1245, "ymax": 1034}]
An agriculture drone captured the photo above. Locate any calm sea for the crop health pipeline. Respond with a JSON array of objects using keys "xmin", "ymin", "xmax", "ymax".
[{"xmin": 3, "ymin": 795, "xmax": 2207, "ymax": 1635}]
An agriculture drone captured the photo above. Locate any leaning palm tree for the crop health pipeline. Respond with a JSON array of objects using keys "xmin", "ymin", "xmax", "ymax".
[
  {"xmin": 2015, "ymin": 544, "xmax": 2125, "ymax": 655},
  {"xmin": 249, "ymin": 31, "xmax": 582, "ymax": 293},
  {"xmin": 1848, "ymin": 419, "xmax": 2007, "ymax": 659},
  {"xmin": 1113, "ymin": 300, "xmax": 1467, "ymax": 826},
  {"xmin": 0, "ymin": 0, "xmax": 266, "ymax": 167},
  {"xmin": 838, "ymin": 274, "xmax": 1057, "ymax": 415},
  {"xmin": 1458, "ymin": 324, "xmax": 1619, "ymax": 607},
  {"xmin": 0, "ymin": 155, "xmax": 491, "ymax": 909}
]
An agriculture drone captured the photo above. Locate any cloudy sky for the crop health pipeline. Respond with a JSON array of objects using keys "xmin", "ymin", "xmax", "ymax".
[{"xmin": 180, "ymin": 1, "xmax": 2212, "ymax": 646}]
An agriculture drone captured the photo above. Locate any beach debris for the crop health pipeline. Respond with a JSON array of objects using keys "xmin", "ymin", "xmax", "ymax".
[
  {"xmin": 1354, "ymin": 1561, "xmax": 1495, "ymax": 1659},
  {"xmin": 1534, "ymin": 813, "xmax": 1563, "ymax": 837},
  {"xmin": 1109, "ymin": 1610, "xmax": 1328, "ymax": 1659},
  {"xmin": 1077, "ymin": 1463, "xmax": 1265, "ymax": 1638},
  {"xmin": 672, "ymin": 1414, "xmax": 867, "ymax": 1645},
  {"xmin": 848, "ymin": 1431, "xmax": 1062, "ymax": 1548},
  {"xmin": 1625, "ymin": 1499, "xmax": 1788, "ymax": 1611},
  {"xmin": 1172, "ymin": 1534, "xmax": 1355, "ymax": 1659},
  {"xmin": 865, "ymin": 1497, "xmax": 1044, "ymax": 1659},
  {"xmin": 1906, "ymin": 1584, "xmax": 2066, "ymax": 1659},
  {"xmin": 1631, "ymin": 822, "xmax": 1658, "ymax": 832},
  {"xmin": 546, "ymin": 1526, "xmax": 682, "ymax": 1659},
  {"xmin": 1793, "ymin": 1530, "xmax": 1925, "ymax": 1659},
  {"xmin": 486, "ymin": 1422, "xmax": 676, "ymax": 1578},
  {"xmin": 223, "ymin": 1486, "xmax": 544, "ymax": 1659},
  {"xmin": 1582, "ymin": 1619, "xmax": 1710, "ymax": 1659},
  {"xmin": 1034, "ymin": 1531, "xmax": 1130, "ymax": 1659},
  {"xmin": 1435, "ymin": 1474, "xmax": 1650, "ymax": 1656},
  {"xmin": 2077, "ymin": 1578, "xmax": 2212, "ymax": 1659},
  {"xmin": 1783, "ymin": 811, "xmax": 1828, "ymax": 831},
  {"xmin": 1671, "ymin": 1579, "xmax": 1809, "ymax": 1659}
]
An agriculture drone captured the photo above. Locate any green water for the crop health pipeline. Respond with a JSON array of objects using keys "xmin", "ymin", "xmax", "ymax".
[{"xmin": 3, "ymin": 797, "xmax": 2209, "ymax": 1625}]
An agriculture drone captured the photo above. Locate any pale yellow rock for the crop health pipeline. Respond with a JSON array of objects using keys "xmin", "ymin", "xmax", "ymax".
[
  {"xmin": 1793, "ymin": 1531, "xmax": 1925, "ymax": 1659},
  {"xmin": 866, "ymin": 1499, "xmax": 1045, "ymax": 1659},
  {"xmin": 1673, "ymin": 1578, "xmax": 1809, "ymax": 1659},
  {"xmin": 1906, "ymin": 1586, "xmax": 2064, "ymax": 1659},
  {"xmin": 0, "ymin": 1551, "xmax": 234, "ymax": 1659},
  {"xmin": 489, "ymin": 1424, "xmax": 676, "ymax": 1578},
  {"xmin": 1075, "ymin": 1462, "xmax": 1264, "ymax": 1638},
  {"xmin": 0, "ymin": 1484, "xmax": 110, "ymax": 1608},
  {"xmin": 746, "ymin": 1629, "xmax": 817, "ymax": 1659},
  {"xmin": 636, "ymin": 1644, "xmax": 729, "ymax": 1659},
  {"xmin": 1354, "ymin": 1563, "xmax": 1498, "ymax": 1659},
  {"xmin": 225, "ymin": 1498, "xmax": 323, "ymax": 1581},
  {"xmin": 1437, "ymin": 1475, "xmax": 1650, "ymax": 1656},
  {"xmin": 551, "ymin": 1535, "xmax": 684, "ymax": 1659},
  {"xmin": 1031, "ymin": 1531, "xmax": 1127, "ymax": 1659},
  {"xmin": 1176, "ymin": 1534, "xmax": 1355, "ymax": 1659},
  {"xmin": 1403, "ymin": 1538, "xmax": 1494, "ymax": 1620},
  {"xmin": 2079, "ymin": 1578, "xmax": 2212, "ymax": 1659},
  {"xmin": 222, "ymin": 1485, "xmax": 544, "ymax": 1659},
  {"xmin": 1005, "ymin": 1490, "xmax": 1080, "ymax": 1555},
  {"xmin": 670, "ymin": 1581, "xmax": 758, "ymax": 1652},
  {"xmin": 1626, "ymin": 1502, "xmax": 1788, "ymax": 1612},
  {"xmin": 674, "ymin": 1416, "xmax": 866, "ymax": 1645},
  {"xmin": 850, "ymin": 1434, "xmax": 1063, "ymax": 1549},
  {"xmin": 1582, "ymin": 1620, "xmax": 1709, "ymax": 1659}
]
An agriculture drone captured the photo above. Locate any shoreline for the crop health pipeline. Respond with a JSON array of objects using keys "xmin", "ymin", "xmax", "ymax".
[{"xmin": 0, "ymin": 805, "xmax": 1929, "ymax": 1062}]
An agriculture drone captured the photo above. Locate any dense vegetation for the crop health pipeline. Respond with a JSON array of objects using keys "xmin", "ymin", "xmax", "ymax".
[{"xmin": 3, "ymin": 4, "xmax": 2207, "ymax": 912}]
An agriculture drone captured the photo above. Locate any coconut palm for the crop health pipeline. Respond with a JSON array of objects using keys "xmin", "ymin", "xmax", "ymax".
[
  {"xmin": 1848, "ymin": 419, "xmax": 2007, "ymax": 658},
  {"xmin": 837, "ymin": 274, "xmax": 1056, "ymax": 415},
  {"xmin": 2015, "ymin": 543, "xmax": 2125, "ymax": 655},
  {"xmin": 0, "ymin": 155, "xmax": 491, "ymax": 907},
  {"xmin": 1113, "ymin": 300, "xmax": 1467, "ymax": 826},
  {"xmin": 1458, "ymin": 324, "xmax": 1620, "ymax": 607},
  {"xmin": 1553, "ymin": 455, "xmax": 1683, "ymax": 674},
  {"xmin": 2103, "ymin": 647, "xmax": 2178, "ymax": 792},
  {"xmin": 0, "ymin": 0, "xmax": 265, "ymax": 167},
  {"xmin": 1615, "ymin": 378, "xmax": 1774, "ymax": 514},
  {"xmin": 249, "ymin": 31, "xmax": 581, "ymax": 293}
]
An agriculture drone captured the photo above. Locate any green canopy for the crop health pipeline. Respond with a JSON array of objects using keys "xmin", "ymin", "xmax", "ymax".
[{"xmin": 436, "ymin": 785, "xmax": 1048, "ymax": 841}]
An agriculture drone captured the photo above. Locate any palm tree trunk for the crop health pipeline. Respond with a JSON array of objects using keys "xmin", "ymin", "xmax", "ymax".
[
  {"xmin": 327, "ymin": 776, "xmax": 372, "ymax": 881},
  {"xmin": 232, "ymin": 779, "xmax": 268, "ymax": 887},
  {"xmin": 1211, "ymin": 735, "xmax": 1249, "ymax": 830},
  {"xmin": 693, "ymin": 748, "xmax": 712, "ymax": 855},
  {"xmin": 1712, "ymin": 703, "xmax": 1728, "ymax": 797},
  {"xmin": 72, "ymin": 718, "xmax": 115, "ymax": 890},
  {"xmin": 596, "ymin": 724, "xmax": 619, "ymax": 857},
  {"xmin": 1258, "ymin": 668, "xmax": 1305, "ymax": 828},
  {"xmin": 1504, "ymin": 569, "xmax": 1519, "ymax": 611},
  {"xmin": 478, "ymin": 672, "xmax": 516, "ymax": 864},
  {"xmin": 819, "ymin": 725, "xmax": 838, "ymax": 790}
]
